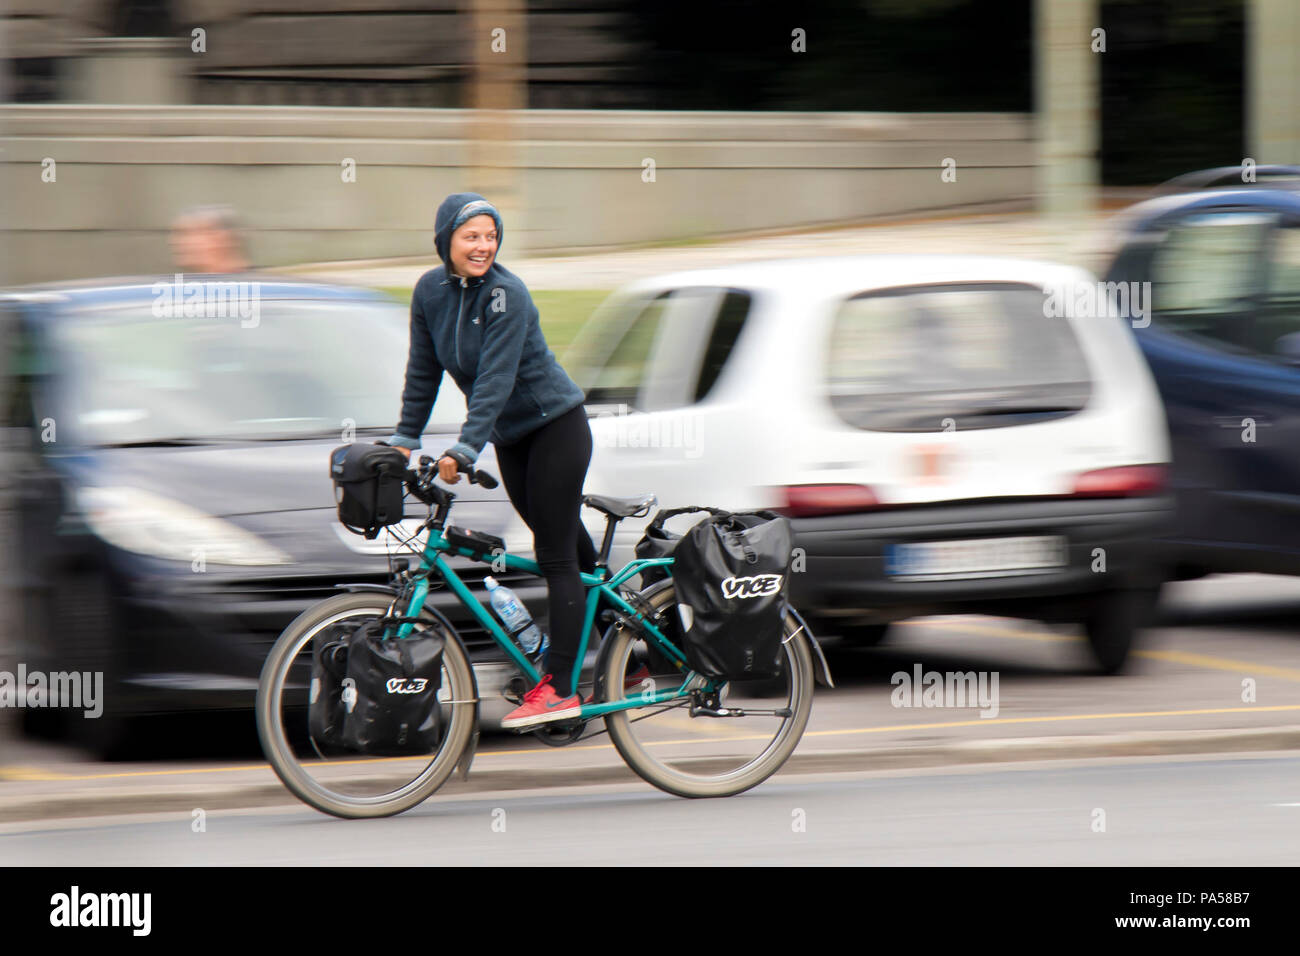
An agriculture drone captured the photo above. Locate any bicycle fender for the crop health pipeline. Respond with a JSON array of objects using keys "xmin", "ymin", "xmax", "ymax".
[
  {"xmin": 786, "ymin": 604, "xmax": 834, "ymax": 689},
  {"xmin": 335, "ymin": 583, "xmax": 398, "ymax": 595}
]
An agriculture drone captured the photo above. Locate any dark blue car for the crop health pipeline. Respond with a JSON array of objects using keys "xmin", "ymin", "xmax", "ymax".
[
  {"xmin": 0, "ymin": 277, "xmax": 534, "ymax": 757},
  {"xmin": 1102, "ymin": 167, "xmax": 1300, "ymax": 579}
]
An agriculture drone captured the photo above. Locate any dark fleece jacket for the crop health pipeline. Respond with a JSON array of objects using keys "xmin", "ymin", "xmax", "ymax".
[{"xmin": 386, "ymin": 192, "xmax": 586, "ymax": 462}]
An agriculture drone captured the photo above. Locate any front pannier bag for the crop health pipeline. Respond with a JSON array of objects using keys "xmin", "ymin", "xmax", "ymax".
[
  {"xmin": 308, "ymin": 622, "xmax": 355, "ymax": 751},
  {"xmin": 668, "ymin": 510, "xmax": 793, "ymax": 680},
  {"xmin": 341, "ymin": 620, "xmax": 445, "ymax": 755},
  {"xmin": 308, "ymin": 619, "xmax": 446, "ymax": 755},
  {"xmin": 330, "ymin": 443, "xmax": 410, "ymax": 539}
]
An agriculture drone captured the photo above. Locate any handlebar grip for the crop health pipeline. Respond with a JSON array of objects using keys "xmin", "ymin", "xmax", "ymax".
[{"xmin": 410, "ymin": 453, "xmax": 498, "ymax": 491}]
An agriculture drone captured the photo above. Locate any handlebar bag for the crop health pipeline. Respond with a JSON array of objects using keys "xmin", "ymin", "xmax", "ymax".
[
  {"xmin": 340, "ymin": 619, "xmax": 446, "ymax": 755},
  {"xmin": 668, "ymin": 510, "xmax": 793, "ymax": 680},
  {"xmin": 330, "ymin": 443, "xmax": 409, "ymax": 539}
]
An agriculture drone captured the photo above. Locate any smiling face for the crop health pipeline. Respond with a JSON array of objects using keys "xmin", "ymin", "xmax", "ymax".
[{"xmin": 448, "ymin": 214, "xmax": 499, "ymax": 279}]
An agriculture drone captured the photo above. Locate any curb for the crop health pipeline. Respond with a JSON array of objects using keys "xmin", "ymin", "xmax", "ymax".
[{"xmin": 2, "ymin": 725, "xmax": 1297, "ymax": 824}]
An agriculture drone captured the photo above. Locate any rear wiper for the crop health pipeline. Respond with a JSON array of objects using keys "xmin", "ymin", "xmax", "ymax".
[
  {"xmin": 100, "ymin": 438, "xmax": 225, "ymax": 448},
  {"xmin": 959, "ymin": 405, "xmax": 1080, "ymax": 417}
]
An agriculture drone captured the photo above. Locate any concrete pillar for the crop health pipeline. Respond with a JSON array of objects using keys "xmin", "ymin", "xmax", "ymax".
[
  {"xmin": 466, "ymin": 0, "xmax": 527, "ymax": 258},
  {"xmin": 1035, "ymin": 0, "xmax": 1100, "ymax": 217},
  {"xmin": 1249, "ymin": 0, "xmax": 1300, "ymax": 165},
  {"xmin": 64, "ymin": 37, "xmax": 191, "ymax": 105}
]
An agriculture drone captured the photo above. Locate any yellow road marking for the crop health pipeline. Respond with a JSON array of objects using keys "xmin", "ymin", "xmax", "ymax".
[
  {"xmin": 6, "ymin": 621, "xmax": 1295, "ymax": 782},
  {"xmin": 918, "ymin": 620, "xmax": 1078, "ymax": 644},
  {"xmin": 1134, "ymin": 649, "xmax": 1300, "ymax": 682},
  {"xmin": 7, "ymin": 704, "xmax": 1299, "ymax": 783}
]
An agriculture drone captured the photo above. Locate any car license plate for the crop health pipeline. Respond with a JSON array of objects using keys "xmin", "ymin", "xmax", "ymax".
[{"xmin": 885, "ymin": 535, "xmax": 1067, "ymax": 580}]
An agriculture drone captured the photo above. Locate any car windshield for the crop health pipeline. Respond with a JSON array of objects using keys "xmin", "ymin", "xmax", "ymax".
[
  {"xmin": 48, "ymin": 295, "xmax": 467, "ymax": 445},
  {"xmin": 825, "ymin": 282, "xmax": 1092, "ymax": 431}
]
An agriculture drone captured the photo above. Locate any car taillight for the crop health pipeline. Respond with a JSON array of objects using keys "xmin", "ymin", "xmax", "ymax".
[
  {"xmin": 1072, "ymin": 465, "xmax": 1167, "ymax": 497},
  {"xmin": 777, "ymin": 484, "xmax": 881, "ymax": 517}
]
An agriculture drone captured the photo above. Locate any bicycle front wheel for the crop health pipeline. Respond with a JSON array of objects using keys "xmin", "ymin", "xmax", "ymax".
[
  {"xmin": 256, "ymin": 591, "xmax": 477, "ymax": 819},
  {"xmin": 601, "ymin": 579, "xmax": 815, "ymax": 798}
]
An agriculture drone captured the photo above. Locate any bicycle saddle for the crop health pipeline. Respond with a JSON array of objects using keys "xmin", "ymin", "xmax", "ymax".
[{"xmin": 582, "ymin": 493, "xmax": 658, "ymax": 518}]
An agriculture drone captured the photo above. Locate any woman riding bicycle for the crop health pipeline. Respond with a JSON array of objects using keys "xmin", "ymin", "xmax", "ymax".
[{"xmin": 383, "ymin": 191, "xmax": 598, "ymax": 729}]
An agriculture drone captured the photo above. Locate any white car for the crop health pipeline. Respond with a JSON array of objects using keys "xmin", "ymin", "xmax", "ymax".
[{"xmin": 569, "ymin": 255, "xmax": 1173, "ymax": 672}]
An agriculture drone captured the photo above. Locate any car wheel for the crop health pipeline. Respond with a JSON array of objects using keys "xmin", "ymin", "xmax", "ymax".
[
  {"xmin": 19, "ymin": 706, "xmax": 69, "ymax": 741},
  {"xmin": 45, "ymin": 563, "xmax": 140, "ymax": 760},
  {"xmin": 1084, "ymin": 590, "xmax": 1142, "ymax": 675},
  {"xmin": 839, "ymin": 622, "xmax": 890, "ymax": 647},
  {"xmin": 1134, "ymin": 583, "xmax": 1164, "ymax": 627},
  {"xmin": 14, "ymin": 583, "xmax": 71, "ymax": 741}
]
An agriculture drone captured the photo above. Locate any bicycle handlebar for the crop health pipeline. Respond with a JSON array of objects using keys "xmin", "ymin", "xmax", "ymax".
[
  {"xmin": 400, "ymin": 454, "xmax": 498, "ymax": 508},
  {"xmin": 434, "ymin": 454, "xmax": 497, "ymax": 490}
]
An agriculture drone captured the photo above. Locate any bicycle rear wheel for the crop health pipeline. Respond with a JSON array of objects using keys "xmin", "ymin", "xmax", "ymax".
[
  {"xmin": 256, "ymin": 591, "xmax": 477, "ymax": 819},
  {"xmin": 600, "ymin": 578, "xmax": 815, "ymax": 798}
]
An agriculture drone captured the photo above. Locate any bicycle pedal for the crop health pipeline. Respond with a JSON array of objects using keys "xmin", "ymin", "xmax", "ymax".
[{"xmin": 502, "ymin": 675, "xmax": 528, "ymax": 706}]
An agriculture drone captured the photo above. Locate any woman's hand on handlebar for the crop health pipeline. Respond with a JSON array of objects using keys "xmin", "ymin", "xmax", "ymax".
[{"xmin": 437, "ymin": 455, "xmax": 462, "ymax": 484}]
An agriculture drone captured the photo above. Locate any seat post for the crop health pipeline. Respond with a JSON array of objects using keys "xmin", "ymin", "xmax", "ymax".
[{"xmin": 595, "ymin": 515, "xmax": 619, "ymax": 569}]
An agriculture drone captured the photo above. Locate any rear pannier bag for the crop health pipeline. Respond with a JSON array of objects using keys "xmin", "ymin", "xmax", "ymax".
[
  {"xmin": 308, "ymin": 619, "xmax": 446, "ymax": 755},
  {"xmin": 330, "ymin": 443, "xmax": 410, "ymax": 539},
  {"xmin": 668, "ymin": 510, "xmax": 793, "ymax": 681},
  {"xmin": 633, "ymin": 505, "xmax": 728, "ymax": 587}
]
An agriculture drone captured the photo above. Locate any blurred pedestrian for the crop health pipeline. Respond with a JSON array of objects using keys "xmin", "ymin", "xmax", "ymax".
[{"xmin": 170, "ymin": 205, "xmax": 250, "ymax": 274}]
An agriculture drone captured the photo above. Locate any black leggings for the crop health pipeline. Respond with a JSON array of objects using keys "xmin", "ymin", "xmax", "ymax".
[{"xmin": 493, "ymin": 403, "xmax": 598, "ymax": 698}]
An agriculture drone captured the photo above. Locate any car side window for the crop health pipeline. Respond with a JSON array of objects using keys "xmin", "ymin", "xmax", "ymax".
[
  {"xmin": 581, "ymin": 292, "xmax": 671, "ymax": 408},
  {"xmin": 1150, "ymin": 212, "xmax": 1272, "ymax": 351},
  {"xmin": 0, "ymin": 307, "xmax": 44, "ymax": 452},
  {"xmin": 1254, "ymin": 225, "xmax": 1300, "ymax": 361},
  {"xmin": 693, "ymin": 290, "xmax": 753, "ymax": 403}
]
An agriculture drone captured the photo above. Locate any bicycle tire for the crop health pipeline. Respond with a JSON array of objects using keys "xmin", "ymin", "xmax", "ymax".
[
  {"xmin": 600, "ymin": 578, "xmax": 815, "ymax": 798},
  {"xmin": 256, "ymin": 591, "xmax": 477, "ymax": 819}
]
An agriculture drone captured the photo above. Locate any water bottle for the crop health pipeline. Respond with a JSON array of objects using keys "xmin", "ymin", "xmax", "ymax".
[{"xmin": 484, "ymin": 576, "xmax": 547, "ymax": 657}]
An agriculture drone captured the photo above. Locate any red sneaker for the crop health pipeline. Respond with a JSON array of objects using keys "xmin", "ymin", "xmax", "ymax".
[{"xmin": 502, "ymin": 674, "xmax": 582, "ymax": 730}]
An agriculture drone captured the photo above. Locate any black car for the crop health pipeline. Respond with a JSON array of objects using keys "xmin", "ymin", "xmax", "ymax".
[{"xmin": 0, "ymin": 277, "xmax": 538, "ymax": 756}]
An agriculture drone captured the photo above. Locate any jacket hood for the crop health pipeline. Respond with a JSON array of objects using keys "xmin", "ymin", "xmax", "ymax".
[{"xmin": 433, "ymin": 192, "xmax": 505, "ymax": 277}]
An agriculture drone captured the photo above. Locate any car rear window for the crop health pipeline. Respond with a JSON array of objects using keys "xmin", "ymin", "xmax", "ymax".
[{"xmin": 825, "ymin": 282, "xmax": 1092, "ymax": 432}]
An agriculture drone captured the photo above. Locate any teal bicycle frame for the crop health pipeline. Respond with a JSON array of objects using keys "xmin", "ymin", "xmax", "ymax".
[{"xmin": 388, "ymin": 526, "xmax": 715, "ymax": 719}]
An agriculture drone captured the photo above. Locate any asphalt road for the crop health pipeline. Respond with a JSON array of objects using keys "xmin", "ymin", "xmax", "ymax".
[
  {"xmin": 3, "ymin": 753, "xmax": 1298, "ymax": 865},
  {"xmin": 0, "ymin": 572, "xmax": 1297, "ymax": 847}
]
